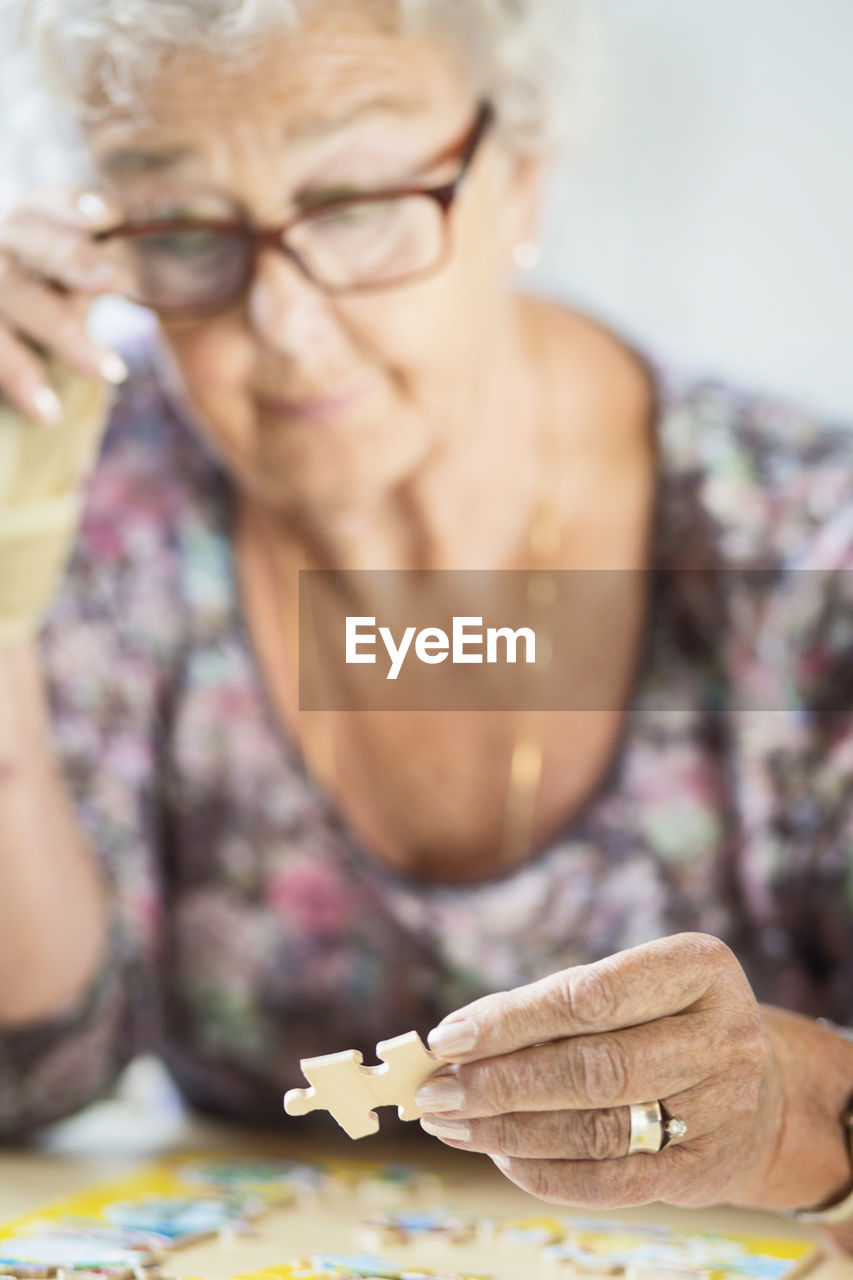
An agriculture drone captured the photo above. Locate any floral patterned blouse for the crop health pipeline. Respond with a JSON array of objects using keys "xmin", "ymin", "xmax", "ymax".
[{"xmin": 1, "ymin": 337, "xmax": 852, "ymax": 1137}]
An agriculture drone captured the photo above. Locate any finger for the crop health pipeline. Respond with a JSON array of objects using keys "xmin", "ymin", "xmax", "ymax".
[
  {"xmin": 0, "ymin": 198, "xmax": 130, "ymax": 295},
  {"xmin": 0, "ymin": 326, "xmax": 62, "ymax": 423},
  {"xmin": 6, "ymin": 187, "xmax": 123, "ymax": 233},
  {"xmin": 491, "ymin": 1143, "xmax": 704, "ymax": 1211},
  {"xmin": 417, "ymin": 1015, "xmax": 711, "ymax": 1117},
  {"xmin": 0, "ymin": 257, "xmax": 126, "ymax": 383},
  {"xmin": 421, "ymin": 1078, "xmax": 724, "ymax": 1160},
  {"xmin": 427, "ymin": 934, "xmax": 742, "ymax": 1062},
  {"xmin": 423, "ymin": 1107, "xmax": 630, "ymax": 1159}
]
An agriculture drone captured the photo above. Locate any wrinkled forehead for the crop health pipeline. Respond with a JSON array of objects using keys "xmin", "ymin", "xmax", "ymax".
[{"xmin": 84, "ymin": 8, "xmax": 473, "ymax": 180}]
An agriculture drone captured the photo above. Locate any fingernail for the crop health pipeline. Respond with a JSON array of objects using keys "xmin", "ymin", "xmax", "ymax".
[
  {"xmin": 415, "ymin": 1077, "xmax": 465, "ymax": 1113},
  {"xmin": 99, "ymin": 352, "xmax": 128, "ymax": 384},
  {"xmin": 420, "ymin": 1117, "xmax": 471, "ymax": 1142},
  {"xmin": 428, "ymin": 1019, "xmax": 476, "ymax": 1058},
  {"xmin": 77, "ymin": 192, "xmax": 112, "ymax": 222},
  {"xmin": 492, "ymin": 1155, "xmax": 512, "ymax": 1172},
  {"xmin": 32, "ymin": 385, "xmax": 62, "ymax": 424}
]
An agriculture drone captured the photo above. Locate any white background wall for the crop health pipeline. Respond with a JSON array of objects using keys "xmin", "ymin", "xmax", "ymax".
[{"xmin": 531, "ymin": 0, "xmax": 853, "ymax": 421}]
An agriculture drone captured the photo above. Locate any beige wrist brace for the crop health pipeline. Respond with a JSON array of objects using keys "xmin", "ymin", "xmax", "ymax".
[{"xmin": 0, "ymin": 363, "xmax": 111, "ymax": 644}]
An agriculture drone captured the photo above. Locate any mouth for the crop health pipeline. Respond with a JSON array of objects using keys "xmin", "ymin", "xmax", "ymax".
[{"xmin": 254, "ymin": 381, "xmax": 374, "ymax": 423}]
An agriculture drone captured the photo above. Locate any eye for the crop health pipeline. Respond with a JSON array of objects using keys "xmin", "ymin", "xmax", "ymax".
[
  {"xmin": 144, "ymin": 228, "xmax": 231, "ymax": 259},
  {"xmin": 323, "ymin": 202, "xmax": 389, "ymax": 225},
  {"xmin": 309, "ymin": 199, "xmax": 401, "ymax": 233}
]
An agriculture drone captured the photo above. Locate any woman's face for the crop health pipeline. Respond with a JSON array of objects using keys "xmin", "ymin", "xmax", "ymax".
[{"xmin": 85, "ymin": 1, "xmax": 541, "ymax": 515}]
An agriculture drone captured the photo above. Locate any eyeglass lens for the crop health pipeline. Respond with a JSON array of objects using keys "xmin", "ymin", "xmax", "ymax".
[
  {"xmin": 115, "ymin": 226, "xmax": 251, "ymax": 312},
  {"xmin": 106, "ymin": 194, "xmax": 448, "ymax": 312}
]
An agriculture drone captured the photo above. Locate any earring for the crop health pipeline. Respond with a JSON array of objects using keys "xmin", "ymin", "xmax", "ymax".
[{"xmin": 513, "ymin": 241, "xmax": 541, "ymax": 271}]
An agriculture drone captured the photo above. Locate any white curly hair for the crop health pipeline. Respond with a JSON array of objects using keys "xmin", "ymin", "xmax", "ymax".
[{"xmin": 0, "ymin": 0, "xmax": 590, "ymax": 210}]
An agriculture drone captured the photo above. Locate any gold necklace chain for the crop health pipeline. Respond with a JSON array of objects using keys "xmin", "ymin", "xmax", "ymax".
[{"xmin": 498, "ymin": 486, "xmax": 567, "ymax": 867}]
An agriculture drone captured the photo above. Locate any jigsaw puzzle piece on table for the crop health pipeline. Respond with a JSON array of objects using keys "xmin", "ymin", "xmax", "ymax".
[
  {"xmin": 0, "ymin": 1222, "xmax": 166, "ymax": 1278},
  {"xmin": 354, "ymin": 1163, "xmax": 444, "ymax": 1208},
  {"xmin": 360, "ymin": 1206, "xmax": 475, "ymax": 1249},
  {"xmin": 477, "ymin": 1215, "xmax": 566, "ymax": 1249},
  {"xmin": 307, "ymin": 1256, "xmax": 484, "ymax": 1280},
  {"xmin": 175, "ymin": 1157, "xmax": 326, "ymax": 1202},
  {"xmin": 284, "ymin": 1031, "xmax": 441, "ymax": 1139},
  {"xmin": 539, "ymin": 1218, "xmax": 820, "ymax": 1279},
  {"xmin": 103, "ymin": 1193, "xmax": 262, "ymax": 1245},
  {"xmin": 232, "ymin": 1263, "xmax": 484, "ymax": 1280}
]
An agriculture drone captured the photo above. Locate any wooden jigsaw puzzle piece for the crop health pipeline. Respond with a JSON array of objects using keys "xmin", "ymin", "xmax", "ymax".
[
  {"xmin": 368, "ymin": 1032, "xmax": 441, "ymax": 1121},
  {"xmin": 284, "ymin": 1032, "xmax": 441, "ymax": 1139},
  {"xmin": 284, "ymin": 1051, "xmax": 381, "ymax": 1139}
]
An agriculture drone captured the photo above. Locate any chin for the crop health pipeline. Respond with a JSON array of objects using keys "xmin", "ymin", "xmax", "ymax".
[{"xmin": 200, "ymin": 390, "xmax": 428, "ymax": 515}]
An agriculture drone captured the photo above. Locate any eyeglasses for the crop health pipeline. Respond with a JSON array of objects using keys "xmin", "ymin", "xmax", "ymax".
[{"xmin": 93, "ymin": 102, "xmax": 494, "ymax": 318}]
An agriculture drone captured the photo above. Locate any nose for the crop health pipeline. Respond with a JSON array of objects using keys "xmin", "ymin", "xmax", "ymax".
[{"xmin": 247, "ymin": 247, "xmax": 344, "ymax": 360}]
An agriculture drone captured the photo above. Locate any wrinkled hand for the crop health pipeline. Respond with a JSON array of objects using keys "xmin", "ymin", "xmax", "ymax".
[
  {"xmin": 0, "ymin": 187, "xmax": 129, "ymax": 421},
  {"xmin": 416, "ymin": 934, "xmax": 787, "ymax": 1210}
]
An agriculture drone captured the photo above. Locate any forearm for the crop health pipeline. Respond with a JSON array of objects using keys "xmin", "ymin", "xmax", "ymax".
[
  {"xmin": 758, "ymin": 1005, "xmax": 853, "ymax": 1215},
  {"xmin": 0, "ymin": 638, "xmax": 108, "ymax": 1027}
]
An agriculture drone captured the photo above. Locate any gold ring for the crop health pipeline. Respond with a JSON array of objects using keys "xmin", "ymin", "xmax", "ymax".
[
  {"xmin": 628, "ymin": 1100, "xmax": 665, "ymax": 1154},
  {"xmin": 628, "ymin": 1102, "xmax": 688, "ymax": 1154}
]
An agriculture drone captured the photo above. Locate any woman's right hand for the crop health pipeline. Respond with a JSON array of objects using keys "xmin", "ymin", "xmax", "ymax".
[
  {"xmin": 0, "ymin": 187, "xmax": 133, "ymax": 643},
  {"xmin": 0, "ymin": 187, "xmax": 131, "ymax": 422}
]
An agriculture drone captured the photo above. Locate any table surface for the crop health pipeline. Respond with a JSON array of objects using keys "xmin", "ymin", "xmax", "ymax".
[{"xmin": 0, "ymin": 1092, "xmax": 851, "ymax": 1280}]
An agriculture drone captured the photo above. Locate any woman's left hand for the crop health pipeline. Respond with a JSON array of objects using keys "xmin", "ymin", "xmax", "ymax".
[{"xmin": 416, "ymin": 933, "xmax": 792, "ymax": 1210}]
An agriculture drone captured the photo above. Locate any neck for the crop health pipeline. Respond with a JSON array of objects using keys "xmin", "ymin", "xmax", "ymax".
[{"xmin": 256, "ymin": 296, "xmax": 547, "ymax": 573}]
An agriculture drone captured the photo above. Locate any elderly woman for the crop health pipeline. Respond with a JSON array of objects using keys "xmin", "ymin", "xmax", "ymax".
[{"xmin": 1, "ymin": 0, "xmax": 853, "ymax": 1241}]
